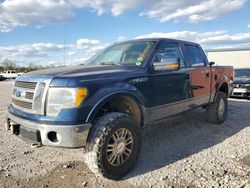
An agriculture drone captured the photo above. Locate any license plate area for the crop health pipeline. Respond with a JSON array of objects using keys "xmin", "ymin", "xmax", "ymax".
[
  {"xmin": 20, "ymin": 126, "xmax": 41, "ymax": 143},
  {"xmin": 233, "ymin": 88, "xmax": 247, "ymax": 93}
]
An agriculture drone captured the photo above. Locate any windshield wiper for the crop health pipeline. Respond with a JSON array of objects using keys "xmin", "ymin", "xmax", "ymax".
[{"xmin": 100, "ymin": 62, "xmax": 117, "ymax": 65}]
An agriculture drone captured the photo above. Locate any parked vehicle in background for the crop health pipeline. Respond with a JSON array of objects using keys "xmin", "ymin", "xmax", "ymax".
[
  {"xmin": 232, "ymin": 68, "xmax": 250, "ymax": 98},
  {"xmin": 6, "ymin": 38, "xmax": 234, "ymax": 180},
  {"xmin": 0, "ymin": 75, "xmax": 6, "ymax": 81},
  {"xmin": 0, "ymin": 70, "xmax": 22, "ymax": 79}
]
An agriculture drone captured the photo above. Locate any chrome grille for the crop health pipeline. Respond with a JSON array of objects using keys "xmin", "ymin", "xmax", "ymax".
[
  {"xmin": 15, "ymin": 81, "xmax": 37, "ymax": 89},
  {"xmin": 11, "ymin": 76, "xmax": 52, "ymax": 115},
  {"xmin": 12, "ymin": 99, "xmax": 32, "ymax": 109},
  {"xmin": 12, "ymin": 81, "xmax": 37, "ymax": 112},
  {"xmin": 12, "ymin": 80, "xmax": 45, "ymax": 114},
  {"xmin": 234, "ymin": 84, "xmax": 250, "ymax": 88},
  {"xmin": 25, "ymin": 92, "xmax": 34, "ymax": 100}
]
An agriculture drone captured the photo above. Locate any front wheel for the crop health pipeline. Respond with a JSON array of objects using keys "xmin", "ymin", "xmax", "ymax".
[
  {"xmin": 84, "ymin": 112, "xmax": 140, "ymax": 180},
  {"xmin": 205, "ymin": 91, "xmax": 228, "ymax": 124}
]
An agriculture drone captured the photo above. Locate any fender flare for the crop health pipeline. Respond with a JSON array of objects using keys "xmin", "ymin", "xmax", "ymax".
[
  {"xmin": 85, "ymin": 91, "xmax": 146, "ymax": 124},
  {"xmin": 213, "ymin": 79, "xmax": 229, "ymax": 102}
]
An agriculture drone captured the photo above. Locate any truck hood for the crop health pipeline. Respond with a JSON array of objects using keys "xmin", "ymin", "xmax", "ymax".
[
  {"xmin": 27, "ymin": 65, "xmax": 143, "ymax": 79},
  {"xmin": 234, "ymin": 77, "xmax": 250, "ymax": 84}
]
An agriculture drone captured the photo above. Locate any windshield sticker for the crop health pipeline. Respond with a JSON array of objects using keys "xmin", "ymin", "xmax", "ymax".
[{"xmin": 135, "ymin": 61, "xmax": 142, "ymax": 66}]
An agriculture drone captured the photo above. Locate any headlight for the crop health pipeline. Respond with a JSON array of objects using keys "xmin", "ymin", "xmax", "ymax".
[
  {"xmin": 46, "ymin": 87, "xmax": 88, "ymax": 117},
  {"xmin": 244, "ymin": 84, "xmax": 250, "ymax": 87}
]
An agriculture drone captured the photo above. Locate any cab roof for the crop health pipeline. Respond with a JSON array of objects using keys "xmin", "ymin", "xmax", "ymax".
[{"xmin": 115, "ymin": 38, "xmax": 199, "ymax": 46}]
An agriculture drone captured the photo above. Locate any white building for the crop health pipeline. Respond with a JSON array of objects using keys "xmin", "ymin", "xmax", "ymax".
[{"xmin": 206, "ymin": 48, "xmax": 250, "ymax": 68}]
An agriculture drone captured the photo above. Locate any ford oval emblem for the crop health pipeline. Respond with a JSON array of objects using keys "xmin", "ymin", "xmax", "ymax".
[{"xmin": 15, "ymin": 90, "xmax": 22, "ymax": 97}]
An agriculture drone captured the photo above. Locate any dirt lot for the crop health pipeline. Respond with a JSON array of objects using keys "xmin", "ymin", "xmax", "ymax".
[{"xmin": 0, "ymin": 80, "xmax": 249, "ymax": 188}]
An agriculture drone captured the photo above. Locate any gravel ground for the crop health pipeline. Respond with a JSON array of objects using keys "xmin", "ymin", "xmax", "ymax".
[{"xmin": 0, "ymin": 80, "xmax": 249, "ymax": 188}]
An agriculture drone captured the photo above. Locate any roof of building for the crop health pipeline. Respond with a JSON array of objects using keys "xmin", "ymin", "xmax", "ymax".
[{"xmin": 206, "ymin": 47, "xmax": 250, "ymax": 52}]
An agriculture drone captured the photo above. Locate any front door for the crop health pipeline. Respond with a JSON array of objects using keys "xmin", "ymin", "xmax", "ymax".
[{"xmin": 144, "ymin": 41, "xmax": 192, "ymax": 122}]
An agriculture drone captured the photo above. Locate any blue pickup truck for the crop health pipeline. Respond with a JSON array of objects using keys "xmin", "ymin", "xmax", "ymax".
[{"xmin": 6, "ymin": 38, "xmax": 234, "ymax": 179}]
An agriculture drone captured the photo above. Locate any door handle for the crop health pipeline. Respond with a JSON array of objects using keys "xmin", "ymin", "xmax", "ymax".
[{"xmin": 206, "ymin": 72, "xmax": 210, "ymax": 77}]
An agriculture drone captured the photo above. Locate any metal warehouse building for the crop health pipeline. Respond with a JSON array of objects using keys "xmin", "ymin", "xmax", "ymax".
[{"xmin": 206, "ymin": 47, "xmax": 250, "ymax": 68}]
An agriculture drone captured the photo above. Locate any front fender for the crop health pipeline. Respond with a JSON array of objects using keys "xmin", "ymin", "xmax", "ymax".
[{"xmin": 83, "ymin": 83, "xmax": 147, "ymax": 123}]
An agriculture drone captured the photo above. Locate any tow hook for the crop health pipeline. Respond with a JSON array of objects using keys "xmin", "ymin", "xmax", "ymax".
[
  {"xmin": 31, "ymin": 143, "xmax": 42, "ymax": 148},
  {"xmin": 5, "ymin": 120, "xmax": 11, "ymax": 131}
]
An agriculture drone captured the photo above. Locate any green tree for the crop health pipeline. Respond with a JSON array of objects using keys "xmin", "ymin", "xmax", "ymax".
[{"xmin": 1, "ymin": 59, "xmax": 16, "ymax": 70}]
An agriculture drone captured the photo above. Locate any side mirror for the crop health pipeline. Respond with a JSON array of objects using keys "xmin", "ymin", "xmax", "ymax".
[
  {"xmin": 153, "ymin": 57, "xmax": 180, "ymax": 71},
  {"xmin": 209, "ymin": 61, "xmax": 215, "ymax": 66}
]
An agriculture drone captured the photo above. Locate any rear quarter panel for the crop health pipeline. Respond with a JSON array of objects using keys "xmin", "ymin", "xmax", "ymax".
[{"xmin": 211, "ymin": 66, "xmax": 234, "ymax": 100}]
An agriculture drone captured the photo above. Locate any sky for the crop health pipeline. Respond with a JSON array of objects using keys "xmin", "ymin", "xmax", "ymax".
[{"xmin": 0, "ymin": 0, "xmax": 250, "ymax": 67}]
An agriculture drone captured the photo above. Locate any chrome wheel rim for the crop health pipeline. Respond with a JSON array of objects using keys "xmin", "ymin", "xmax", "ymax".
[
  {"xmin": 106, "ymin": 128, "xmax": 133, "ymax": 166},
  {"xmin": 218, "ymin": 98, "xmax": 225, "ymax": 118}
]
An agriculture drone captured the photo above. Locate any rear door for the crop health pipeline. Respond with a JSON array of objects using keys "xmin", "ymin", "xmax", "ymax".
[{"xmin": 182, "ymin": 43, "xmax": 211, "ymax": 106}]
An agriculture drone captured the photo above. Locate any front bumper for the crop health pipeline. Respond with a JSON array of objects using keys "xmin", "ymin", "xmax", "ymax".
[
  {"xmin": 6, "ymin": 111, "xmax": 91, "ymax": 148},
  {"xmin": 231, "ymin": 87, "xmax": 250, "ymax": 98}
]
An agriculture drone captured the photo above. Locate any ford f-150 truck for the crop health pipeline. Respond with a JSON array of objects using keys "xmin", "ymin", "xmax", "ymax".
[{"xmin": 5, "ymin": 38, "xmax": 234, "ymax": 180}]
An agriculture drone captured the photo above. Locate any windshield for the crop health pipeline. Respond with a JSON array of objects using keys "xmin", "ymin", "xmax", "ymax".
[
  {"xmin": 86, "ymin": 41, "xmax": 155, "ymax": 66},
  {"xmin": 235, "ymin": 69, "xmax": 250, "ymax": 78}
]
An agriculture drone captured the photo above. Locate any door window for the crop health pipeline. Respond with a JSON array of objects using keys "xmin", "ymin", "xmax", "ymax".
[
  {"xmin": 184, "ymin": 44, "xmax": 205, "ymax": 67},
  {"xmin": 153, "ymin": 42, "xmax": 185, "ymax": 67}
]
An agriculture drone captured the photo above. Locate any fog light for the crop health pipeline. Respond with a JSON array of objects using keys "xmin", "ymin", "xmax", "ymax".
[{"xmin": 47, "ymin": 131, "xmax": 59, "ymax": 143}]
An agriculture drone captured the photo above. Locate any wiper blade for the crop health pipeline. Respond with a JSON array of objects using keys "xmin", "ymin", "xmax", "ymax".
[{"xmin": 100, "ymin": 62, "xmax": 117, "ymax": 65}]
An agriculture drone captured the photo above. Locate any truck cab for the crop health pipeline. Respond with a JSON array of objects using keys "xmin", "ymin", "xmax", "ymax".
[{"xmin": 6, "ymin": 38, "xmax": 234, "ymax": 180}]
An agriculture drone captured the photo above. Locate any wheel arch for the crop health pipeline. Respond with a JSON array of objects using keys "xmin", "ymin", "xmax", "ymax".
[
  {"xmin": 213, "ymin": 81, "xmax": 229, "ymax": 102},
  {"xmin": 86, "ymin": 92, "xmax": 145, "ymax": 127}
]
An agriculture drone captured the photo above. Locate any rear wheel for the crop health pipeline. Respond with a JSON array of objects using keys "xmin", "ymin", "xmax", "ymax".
[
  {"xmin": 84, "ymin": 112, "xmax": 140, "ymax": 180},
  {"xmin": 205, "ymin": 91, "xmax": 228, "ymax": 124}
]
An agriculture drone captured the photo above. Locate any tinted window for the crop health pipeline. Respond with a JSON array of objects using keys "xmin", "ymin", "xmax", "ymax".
[
  {"xmin": 184, "ymin": 44, "xmax": 204, "ymax": 67},
  {"xmin": 153, "ymin": 42, "xmax": 184, "ymax": 67}
]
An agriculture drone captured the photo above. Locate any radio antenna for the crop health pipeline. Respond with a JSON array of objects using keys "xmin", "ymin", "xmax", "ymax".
[{"xmin": 63, "ymin": 24, "xmax": 66, "ymax": 65}]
